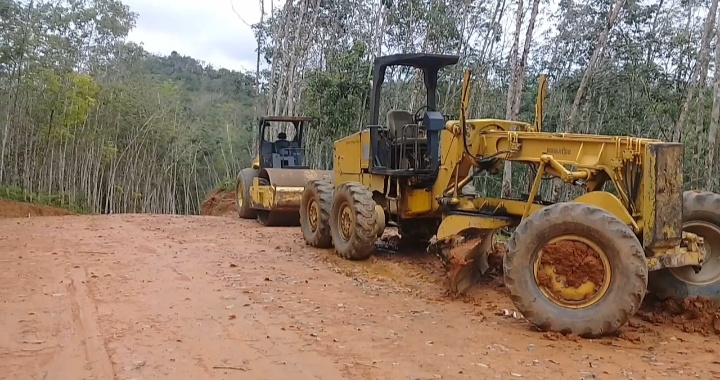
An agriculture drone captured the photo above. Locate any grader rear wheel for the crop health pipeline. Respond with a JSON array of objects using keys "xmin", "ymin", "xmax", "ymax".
[
  {"xmin": 235, "ymin": 168, "xmax": 257, "ymax": 219},
  {"xmin": 649, "ymin": 190, "xmax": 720, "ymax": 301},
  {"xmin": 300, "ymin": 180, "xmax": 334, "ymax": 248},
  {"xmin": 504, "ymin": 202, "xmax": 648, "ymax": 337},
  {"xmin": 329, "ymin": 182, "xmax": 378, "ymax": 260}
]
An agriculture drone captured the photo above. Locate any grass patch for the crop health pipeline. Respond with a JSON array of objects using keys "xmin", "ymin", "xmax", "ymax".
[
  {"xmin": 0, "ymin": 186, "xmax": 93, "ymax": 214},
  {"xmin": 217, "ymin": 177, "xmax": 236, "ymax": 192}
]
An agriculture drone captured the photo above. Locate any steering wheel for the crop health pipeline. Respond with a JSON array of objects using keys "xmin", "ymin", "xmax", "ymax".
[{"xmin": 413, "ymin": 105, "xmax": 436, "ymax": 124}]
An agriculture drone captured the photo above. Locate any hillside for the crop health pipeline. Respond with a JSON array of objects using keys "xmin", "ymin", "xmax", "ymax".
[
  {"xmin": 0, "ymin": 0, "xmax": 258, "ymax": 215},
  {"xmin": 3, "ymin": 0, "xmax": 720, "ymax": 215}
]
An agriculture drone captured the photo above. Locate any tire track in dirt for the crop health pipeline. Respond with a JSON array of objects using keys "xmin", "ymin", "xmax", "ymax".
[
  {"xmin": 67, "ymin": 267, "xmax": 114, "ymax": 379},
  {"xmin": 3, "ymin": 214, "xmax": 720, "ymax": 380},
  {"xmin": 75, "ymin": 214, "xmax": 350, "ymax": 380}
]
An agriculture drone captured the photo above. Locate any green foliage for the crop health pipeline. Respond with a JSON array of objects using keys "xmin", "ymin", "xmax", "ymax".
[
  {"xmin": 0, "ymin": 186, "xmax": 92, "ymax": 214},
  {"xmin": 0, "ymin": 0, "xmax": 258, "ymax": 215},
  {"xmin": 217, "ymin": 177, "xmax": 236, "ymax": 192},
  {"xmin": 302, "ymin": 42, "xmax": 371, "ymax": 167}
]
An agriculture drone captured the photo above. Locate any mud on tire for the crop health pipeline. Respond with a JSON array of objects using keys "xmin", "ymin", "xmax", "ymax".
[
  {"xmin": 329, "ymin": 182, "xmax": 378, "ymax": 260},
  {"xmin": 235, "ymin": 168, "xmax": 257, "ymax": 219},
  {"xmin": 503, "ymin": 202, "xmax": 648, "ymax": 337},
  {"xmin": 300, "ymin": 180, "xmax": 334, "ymax": 248},
  {"xmin": 648, "ymin": 190, "xmax": 720, "ymax": 301}
]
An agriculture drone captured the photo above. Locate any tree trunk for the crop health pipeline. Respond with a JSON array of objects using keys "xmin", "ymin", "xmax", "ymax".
[
  {"xmin": 552, "ymin": 0, "xmax": 627, "ymax": 202},
  {"xmin": 707, "ymin": 9, "xmax": 720, "ymax": 191},
  {"xmin": 500, "ymin": 0, "xmax": 524, "ymax": 199},
  {"xmin": 673, "ymin": 0, "xmax": 719, "ymax": 142},
  {"xmin": 566, "ymin": 0, "xmax": 627, "ymax": 134}
]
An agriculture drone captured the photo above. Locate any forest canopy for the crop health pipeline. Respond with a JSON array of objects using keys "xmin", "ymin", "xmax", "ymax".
[
  {"xmin": 0, "ymin": 0, "xmax": 258, "ymax": 214},
  {"xmin": 1, "ymin": 0, "xmax": 719, "ymax": 214}
]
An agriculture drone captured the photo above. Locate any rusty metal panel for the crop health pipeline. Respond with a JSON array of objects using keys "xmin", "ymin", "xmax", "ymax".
[
  {"xmin": 261, "ymin": 168, "xmax": 333, "ymax": 187},
  {"xmin": 273, "ymin": 186, "xmax": 305, "ymax": 211},
  {"xmin": 643, "ymin": 143, "xmax": 683, "ymax": 249}
]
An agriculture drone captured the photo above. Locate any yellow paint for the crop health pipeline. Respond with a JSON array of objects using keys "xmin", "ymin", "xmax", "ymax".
[
  {"xmin": 573, "ymin": 191, "xmax": 637, "ymax": 231},
  {"xmin": 436, "ymin": 214, "xmax": 512, "ymax": 240},
  {"xmin": 538, "ymin": 265, "xmax": 599, "ymax": 302},
  {"xmin": 250, "ymin": 179, "xmax": 273, "ymax": 210},
  {"xmin": 325, "ymin": 69, "xmax": 693, "ymax": 269}
]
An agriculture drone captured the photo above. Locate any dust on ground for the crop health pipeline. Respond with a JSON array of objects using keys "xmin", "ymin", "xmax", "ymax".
[
  {"xmin": 200, "ymin": 188, "xmax": 236, "ymax": 217},
  {"xmin": 2, "ymin": 192, "xmax": 720, "ymax": 379},
  {"xmin": 0, "ymin": 199, "xmax": 74, "ymax": 218}
]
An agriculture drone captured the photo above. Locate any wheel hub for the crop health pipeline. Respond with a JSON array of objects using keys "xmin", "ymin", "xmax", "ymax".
[
  {"xmin": 669, "ymin": 221, "xmax": 720, "ymax": 285},
  {"xmin": 533, "ymin": 235, "xmax": 612, "ymax": 309},
  {"xmin": 339, "ymin": 203, "xmax": 354, "ymax": 241},
  {"xmin": 308, "ymin": 200, "xmax": 320, "ymax": 232}
]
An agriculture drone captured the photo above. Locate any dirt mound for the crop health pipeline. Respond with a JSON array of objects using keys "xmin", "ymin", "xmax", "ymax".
[
  {"xmin": 200, "ymin": 189, "xmax": 237, "ymax": 217},
  {"xmin": 0, "ymin": 199, "xmax": 74, "ymax": 218},
  {"xmin": 637, "ymin": 295, "xmax": 720, "ymax": 336}
]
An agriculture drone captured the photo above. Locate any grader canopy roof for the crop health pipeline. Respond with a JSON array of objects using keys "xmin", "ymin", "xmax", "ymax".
[{"xmin": 369, "ymin": 53, "xmax": 460, "ymax": 125}]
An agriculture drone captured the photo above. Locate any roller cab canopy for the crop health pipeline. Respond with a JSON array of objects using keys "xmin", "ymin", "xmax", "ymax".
[{"xmin": 256, "ymin": 116, "xmax": 313, "ymax": 170}]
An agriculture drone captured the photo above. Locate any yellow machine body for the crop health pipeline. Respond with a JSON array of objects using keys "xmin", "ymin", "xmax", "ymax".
[
  {"xmin": 330, "ymin": 69, "xmax": 703, "ymax": 283},
  {"xmin": 249, "ymin": 168, "xmax": 333, "ymax": 213},
  {"xmin": 300, "ymin": 54, "xmax": 716, "ymax": 337},
  {"xmin": 235, "ymin": 115, "xmax": 333, "ymax": 226}
]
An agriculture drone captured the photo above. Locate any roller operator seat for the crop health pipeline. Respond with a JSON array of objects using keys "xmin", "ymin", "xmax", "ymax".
[{"xmin": 274, "ymin": 132, "xmax": 292, "ymax": 153}]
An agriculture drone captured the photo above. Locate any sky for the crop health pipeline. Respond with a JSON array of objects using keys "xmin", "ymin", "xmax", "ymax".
[
  {"xmin": 122, "ymin": 0, "xmax": 272, "ymax": 72},
  {"xmin": 122, "ymin": 0, "xmax": 555, "ymax": 73}
]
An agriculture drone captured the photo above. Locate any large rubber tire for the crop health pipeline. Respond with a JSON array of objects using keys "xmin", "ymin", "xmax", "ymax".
[
  {"xmin": 648, "ymin": 190, "xmax": 720, "ymax": 301},
  {"xmin": 300, "ymin": 180, "xmax": 334, "ymax": 248},
  {"xmin": 235, "ymin": 168, "xmax": 257, "ymax": 219},
  {"xmin": 329, "ymin": 182, "xmax": 378, "ymax": 260},
  {"xmin": 503, "ymin": 202, "xmax": 648, "ymax": 337}
]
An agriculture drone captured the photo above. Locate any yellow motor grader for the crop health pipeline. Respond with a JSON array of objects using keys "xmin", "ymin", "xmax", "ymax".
[
  {"xmin": 299, "ymin": 53, "xmax": 720, "ymax": 337},
  {"xmin": 235, "ymin": 116, "xmax": 332, "ymax": 226}
]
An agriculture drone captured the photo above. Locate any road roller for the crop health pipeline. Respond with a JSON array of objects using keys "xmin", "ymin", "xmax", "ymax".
[{"xmin": 235, "ymin": 116, "xmax": 333, "ymax": 226}]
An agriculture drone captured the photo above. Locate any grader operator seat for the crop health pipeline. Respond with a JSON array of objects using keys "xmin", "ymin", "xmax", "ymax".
[
  {"xmin": 386, "ymin": 110, "xmax": 416, "ymax": 140},
  {"xmin": 368, "ymin": 53, "xmax": 459, "ymax": 175}
]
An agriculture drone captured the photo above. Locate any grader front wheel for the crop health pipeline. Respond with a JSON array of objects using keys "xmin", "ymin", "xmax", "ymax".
[
  {"xmin": 329, "ymin": 182, "xmax": 378, "ymax": 260},
  {"xmin": 504, "ymin": 202, "xmax": 648, "ymax": 337},
  {"xmin": 300, "ymin": 180, "xmax": 334, "ymax": 248}
]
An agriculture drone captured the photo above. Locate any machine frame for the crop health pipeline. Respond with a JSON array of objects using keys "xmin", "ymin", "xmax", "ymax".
[
  {"xmin": 298, "ymin": 53, "xmax": 720, "ymax": 338},
  {"xmin": 235, "ymin": 115, "xmax": 332, "ymax": 227}
]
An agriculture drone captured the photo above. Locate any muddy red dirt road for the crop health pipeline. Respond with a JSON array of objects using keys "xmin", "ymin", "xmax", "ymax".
[{"xmin": 2, "ymin": 213, "xmax": 720, "ymax": 380}]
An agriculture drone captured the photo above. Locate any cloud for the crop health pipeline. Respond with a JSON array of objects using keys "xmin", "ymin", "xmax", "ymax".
[{"xmin": 123, "ymin": 0, "xmax": 270, "ymax": 72}]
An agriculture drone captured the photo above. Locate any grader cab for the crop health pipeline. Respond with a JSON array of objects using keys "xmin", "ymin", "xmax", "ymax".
[{"xmin": 298, "ymin": 53, "xmax": 720, "ymax": 337}]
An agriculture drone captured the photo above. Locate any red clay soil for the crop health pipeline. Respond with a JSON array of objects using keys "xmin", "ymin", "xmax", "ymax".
[
  {"xmin": 638, "ymin": 296, "xmax": 720, "ymax": 336},
  {"xmin": 200, "ymin": 189, "xmax": 236, "ymax": 217},
  {"xmin": 537, "ymin": 240, "xmax": 606, "ymax": 291},
  {"xmin": 0, "ymin": 199, "xmax": 74, "ymax": 219},
  {"xmin": 192, "ymin": 188, "xmax": 720, "ymax": 343},
  {"xmin": 4, "ymin": 212, "xmax": 720, "ymax": 378}
]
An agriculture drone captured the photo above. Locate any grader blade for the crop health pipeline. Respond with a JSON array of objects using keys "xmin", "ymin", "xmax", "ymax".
[{"xmin": 429, "ymin": 229, "xmax": 496, "ymax": 295}]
